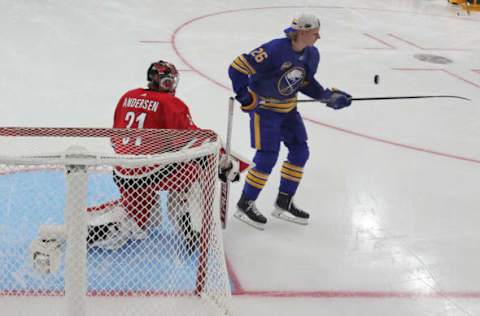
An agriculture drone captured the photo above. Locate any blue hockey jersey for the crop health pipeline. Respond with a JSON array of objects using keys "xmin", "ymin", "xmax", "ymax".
[{"xmin": 229, "ymin": 37, "xmax": 328, "ymax": 113}]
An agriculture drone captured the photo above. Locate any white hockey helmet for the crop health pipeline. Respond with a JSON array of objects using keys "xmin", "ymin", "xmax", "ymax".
[{"xmin": 284, "ymin": 13, "xmax": 320, "ymax": 34}]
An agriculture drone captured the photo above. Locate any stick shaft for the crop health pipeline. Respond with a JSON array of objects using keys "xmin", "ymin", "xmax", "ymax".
[
  {"xmin": 350, "ymin": 95, "xmax": 470, "ymax": 101},
  {"xmin": 220, "ymin": 97, "xmax": 235, "ymax": 229},
  {"xmin": 295, "ymin": 95, "xmax": 470, "ymax": 102},
  {"xmin": 225, "ymin": 97, "xmax": 234, "ymax": 156}
]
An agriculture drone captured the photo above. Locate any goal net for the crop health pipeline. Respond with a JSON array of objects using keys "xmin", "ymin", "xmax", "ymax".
[{"xmin": 0, "ymin": 127, "xmax": 231, "ymax": 316}]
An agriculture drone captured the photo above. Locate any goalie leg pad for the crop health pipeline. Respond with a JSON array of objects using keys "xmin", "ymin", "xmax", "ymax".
[
  {"xmin": 168, "ymin": 190, "xmax": 196, "ymax": 228},
  {"xmin": 30, "ymin": 239, "xmax": 62, "ymax": 274},
  {"xmin": 87, "ymin": 205, "xmax": 147, "ymax": 250},
  {"xmin": 38, "ymin": 224, "xmax": 66, "ymax": 240},
  {"xmin": 177, "ymin": 212, "xmax": 200, "ymax": 255},
  {"xmin": 168, "ymin": 190, "xmax": 201, "ymax": 255}
]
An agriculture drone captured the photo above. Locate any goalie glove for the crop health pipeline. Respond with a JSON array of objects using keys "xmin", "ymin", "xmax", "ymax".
[{"xmin": 218, "ymin": 154, "xmax": 240, "ymax": 183}]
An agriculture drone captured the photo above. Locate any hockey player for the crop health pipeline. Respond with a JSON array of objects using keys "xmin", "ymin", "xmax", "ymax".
[
  {"xmin": 31, "ymin": 61, "xmax": 240, "ymax": 272},
  {"xmin": 228, "ymin": 13, "xmax": 352, "ymax": 229},
  {"xmin": 100, "ymin": 60, "xmax": 240, "ymax": 250},
  {"xmin": 107, "ymin": 60, "xmax": 202, "ymax": 253}
]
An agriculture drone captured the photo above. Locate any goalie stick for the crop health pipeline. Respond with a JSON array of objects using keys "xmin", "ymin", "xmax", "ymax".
[{"xmin": 220, "ymin": 97, "xmax": 235, "ymax": 229}]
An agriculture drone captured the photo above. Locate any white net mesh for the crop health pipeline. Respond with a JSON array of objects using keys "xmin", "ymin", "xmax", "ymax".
[{"xmin": 0, "ymin": 127, "xmax": 231, "ymax": 316}]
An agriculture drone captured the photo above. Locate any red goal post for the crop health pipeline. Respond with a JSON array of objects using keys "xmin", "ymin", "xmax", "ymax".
[{"xmin": 0, "ymin": 127, "xmax": 231, "ymax": 316}]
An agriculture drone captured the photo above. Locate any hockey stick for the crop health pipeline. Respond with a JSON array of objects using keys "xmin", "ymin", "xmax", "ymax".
[
  {"xmin": 295, "ymin": 95, "xmax": 471, "ymax": 103},
  {"xmin": 220, "ymin": 97, "xmax": 235, "ymax": 229}
]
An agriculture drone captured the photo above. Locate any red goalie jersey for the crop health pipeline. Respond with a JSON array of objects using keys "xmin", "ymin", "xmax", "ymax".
[
  {"xmin": 113, "ymin": 88, "xmax": 197, "ymax": 131},
  {"xmin": 111, "ymin": 87, "xmax": 203, "ymax": 228},
  {"xmin": 111, "ymin": 86, "xmax": 202, "ymax": 183},
  {"xmin": 112, "ymin": 87, "xmax": 198, "ymax": 155}
]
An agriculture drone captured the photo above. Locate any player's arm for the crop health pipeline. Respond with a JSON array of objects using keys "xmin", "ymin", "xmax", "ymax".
[
  {"xmin": 301, "ymin": 77, "xmax": 352, "ymax": 110},
  {"xmin": 165, "ymin": 98, "xmax": 240, "ymax": 182},
  {"xmin": 170, "ymin": 98, "xmax": 199, "ymax": 130},
  {"xmin": 228, "ymin": 44, "xmax": 275, "ymax": 111},
  {"xmin": 111, "ymin": 94, "xmax": 129, "ymax": 152},
  {"xmin": 299, "ymin": 49, "xmax": 352, "ymax": 110},
  {"xmin": 298, "ymin": 48, "xmax": 329, "ymax": 100},
  {"xmin": 300, "ymin": 77, "xmax": 329, "ymax": 100},
  {"xmin": 160, "ymin": 97, "xmax": 220, "ymax": 153},
  {"xmin": 112, "ymin": 94, "xmax": 127, "ymax": 128}
]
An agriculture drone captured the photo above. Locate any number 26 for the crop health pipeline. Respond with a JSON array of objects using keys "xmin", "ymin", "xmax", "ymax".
[{"xmin": 251, "ymin": 48, "xmax": 268, "ymax": 63}]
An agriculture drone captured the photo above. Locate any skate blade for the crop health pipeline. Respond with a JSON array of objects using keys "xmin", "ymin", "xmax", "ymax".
[
  {"xmin": 271, "ymin": 209, "xmax": 308, "ymax": 225},
  {"xmin": 233, "ymin": 211, "xmax": 266, "ymax": 231}
]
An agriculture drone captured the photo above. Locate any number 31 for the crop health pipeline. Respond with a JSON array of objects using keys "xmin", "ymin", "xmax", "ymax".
[{"xmin": 122, "ymin": 111, "xmax": 146, "ymax": 145}]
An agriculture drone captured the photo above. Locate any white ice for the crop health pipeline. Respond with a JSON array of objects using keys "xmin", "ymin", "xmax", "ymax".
[{"xmin": 1, "ymin": 0, "xmax": 480, "ymax": 315}]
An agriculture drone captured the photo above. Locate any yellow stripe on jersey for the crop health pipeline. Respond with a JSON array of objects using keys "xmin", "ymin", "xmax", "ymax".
[
  {"xmin": 240, "ymin": 90, "xmax": 258, "ymax": 112},
  {"xmin": 246, "ymin": 169, "xmax": 269, "ymax": 189},
  {"xmin": 283, "ymin": 161, "xmax": 303, "ymax": 172},
  {"xmin": 230, "ymin": 61, "xmax": 250, "ymax": 75},
  {"xmin": 281, "ymin": 161, "xmax": 303, "ymax": 183},
  {"xmin": 246, "ymin": 177, "xmax": 264, "ymax": 189},
  {"xmin": 254, "ymin": 113, "xmax": 261, "ymax": 149},
  {"xmin": 238, "ymin": 54, "xmax": 256, "ymax": 75},
  {"xmin": 232, "ymin": 58, "xmax": 249, "ymax": 71},
  {"xmin": 231, "ymin": 56, "xmax": 251, "ymax": 74},
  {"xmin": 247, "ymin": 173, "xmax": 267, "ymax": 187},
  {"xmin": 248, "ymin": 169, "xmax": 269, "ymax": 181},
  {"xmin": 260, "ymin": 102, "xmax": 297, "ymax": 113},
  {"xmin": 281, "ymin": 167, "xmax": 303, "ymax": 178},
  {"xmin": 231, "ymin": 56, "xmax": 252, "ymax": 75},
  {"xmin": 280, "ymin": 173, "xmax": 302, "ymax": 183},
  {"xmin": 260, "ymin": 96, "xmax": 297, "ymax": 104},
  {"xmin": 258, "ymin": 96, "xmax": 298, "ymax": 113}
]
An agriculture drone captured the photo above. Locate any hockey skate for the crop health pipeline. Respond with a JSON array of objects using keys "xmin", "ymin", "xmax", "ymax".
[
  {"xmin": 271, "ymin": 192, "xmax": 309, "ymax": 225},
  {"xmin": 234, "ymin": 194, "xmax": 267, "ymax": 230}
]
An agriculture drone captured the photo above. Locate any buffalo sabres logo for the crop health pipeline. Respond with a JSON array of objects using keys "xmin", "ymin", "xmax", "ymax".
[{"xmin": 277, "ymin": 67, "xmax": 305, "ymax": 96}]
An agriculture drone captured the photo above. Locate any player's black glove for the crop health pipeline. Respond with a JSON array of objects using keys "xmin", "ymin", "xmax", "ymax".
[{"xmin": 323, "ymin": 88, "xmax": 352, "ymax": 110}]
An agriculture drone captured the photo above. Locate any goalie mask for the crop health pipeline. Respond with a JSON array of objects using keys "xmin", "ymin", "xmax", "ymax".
[{"xmin": 147, "ymin": 60, "xmax": 179, "ymax": 94}]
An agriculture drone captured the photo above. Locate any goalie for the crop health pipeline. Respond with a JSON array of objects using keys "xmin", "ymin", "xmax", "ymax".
[{"xmin": 31, "ymin": 60, "xmax": 240, "ymax": 273}]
